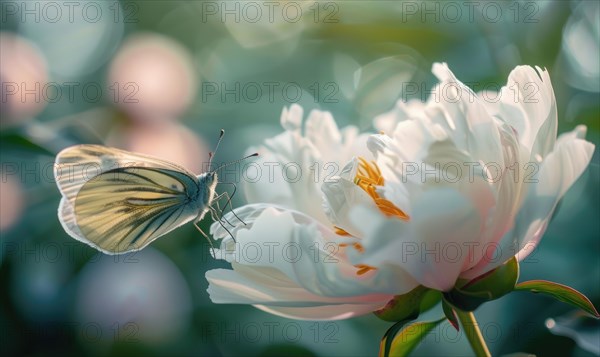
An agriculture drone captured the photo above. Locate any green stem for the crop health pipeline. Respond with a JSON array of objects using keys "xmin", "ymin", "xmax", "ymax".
[{"xmin": 455, "ymin": 310, "xmax": 491, "ymax": 357}]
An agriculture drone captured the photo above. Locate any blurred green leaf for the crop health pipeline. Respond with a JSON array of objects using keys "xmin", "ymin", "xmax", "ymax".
[
  {"xmin": 260, "ymin": 344, "xmax": 318, "ymax": 357},
  {"xmin": 515, "ymin": 280, "xmax": 600, "ymax": 318},
  {"xmin": 380, "ymin": 321, "xmax": 408, "ymax": 357},
  {"xmin": 379, "ymin": 318, "xmax": 445, "ymax": 357},
  {"xmin": 374, "ymin": 285, "xmax": 440, "ymax": 322},
  {"xmin": 0, "ymin": 131, "xmax": 53, "ymax": 156}
]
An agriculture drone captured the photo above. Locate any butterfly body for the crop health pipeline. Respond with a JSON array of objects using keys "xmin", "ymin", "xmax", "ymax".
[
  {"xmin": 195, "ymin": 172, "xmax": 218, "ymax": 215},
  {"xmin": 55, "ymin": 145, "xmax": 219, "ymax": 255}
]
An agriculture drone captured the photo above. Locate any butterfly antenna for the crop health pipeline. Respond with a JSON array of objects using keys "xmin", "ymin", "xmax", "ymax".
[
  {"xmin": 212, "ymin": 153, "xmax": 259, "ymax": 173},
  {"xmin": 208, "ymin": 129, "xmax": 225, "ymax": 171}
]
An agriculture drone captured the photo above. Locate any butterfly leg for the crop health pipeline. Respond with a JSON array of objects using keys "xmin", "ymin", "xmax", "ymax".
[
  {"xmin": 193, "ymin": 219, "xmax": 215, "ymax": 250},
  {"xmin": 209, "ymin": 206, "xmax": 236, "ymax": 243},
  {"xmin": 216, "ymin": 185, "xmax": 247, "ymax": 225},
  {"xmin": 212, "ymin": 193, "xmax": 235, "ymax": 227}
]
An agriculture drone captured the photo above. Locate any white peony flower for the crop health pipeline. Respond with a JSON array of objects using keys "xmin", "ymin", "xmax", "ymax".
[
  {"xmin": 206, "ymin": 105, "xmax": 420, "ymax": 320},
  {"xmin": 353, "ymin": 63, "xmax": 595, "ymax": 291},
  {"xmin": 206, "ymin": 64, "xmax": 594, "ymax": 320}
]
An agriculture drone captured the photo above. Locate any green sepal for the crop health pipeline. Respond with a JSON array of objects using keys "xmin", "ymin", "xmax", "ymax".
[
  {"xmin": 441, "ymin": 298, "xmax": 459, "ymax": 331},
  {"xmin": 444, "ymin": 256, "xmax": 519, "ymax": 311}
]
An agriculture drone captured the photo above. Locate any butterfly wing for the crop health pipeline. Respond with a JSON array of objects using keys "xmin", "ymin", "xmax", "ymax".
[{"xmin": 55, "ymin": 145, "xmax": 201, "ymax": 254}]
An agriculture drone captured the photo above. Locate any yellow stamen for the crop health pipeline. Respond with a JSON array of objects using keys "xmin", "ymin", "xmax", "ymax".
[
  {"xmin": 355, "ymin": 264, "xmax": 377, "ymax": 276},
  {"xmin": 354, "ymin": 157, "xmax": 409, "ymax": 220},
  {"xmin": 334, "ymin": 226, "xmax": 351, "ymax": 236},
  {"xmin": 334, "ymin": 157, "xmax": 408, "ymax": 276},
  {"xmin": 352, "ymin": 242, "xmax": 365, "ymax": 253},
  {"xmin": 338, "ymin": 242, "xmax": 364, "ymax": 253}
]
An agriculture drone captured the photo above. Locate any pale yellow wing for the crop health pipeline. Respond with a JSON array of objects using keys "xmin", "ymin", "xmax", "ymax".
[
  {"xmin": 54, "ymin": 145, "xmax": 202, "ymax": 254},
  {"xmin": 54, "ymin": 144, "xmax": 196, "ymax": 204}
]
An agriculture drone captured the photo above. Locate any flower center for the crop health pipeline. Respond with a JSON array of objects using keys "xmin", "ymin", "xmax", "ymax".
[
  {"xmin": 354, "ymin": 157, "xmax": 409, "ymax": 220},
  {"xmin": 337, "ymin": 157, "xmax": 409, "ymax": 276}
]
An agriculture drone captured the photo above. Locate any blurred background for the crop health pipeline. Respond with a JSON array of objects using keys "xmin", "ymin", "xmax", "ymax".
[{"xmin": 0, "ymin": 0, "xmax": 598, "ymax": 356}]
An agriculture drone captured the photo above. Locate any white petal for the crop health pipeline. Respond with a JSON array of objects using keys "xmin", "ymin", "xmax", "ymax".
[
  {"xmin": 304, "ymin": 109, "xmax": 373, "ymax": 165},
  {"xmin": 367, "ymin": 120, "xmax": 447, "ymax": 201},
  {"xmin": 244, "ymin": 105, "xmax": 369, "ymax": 224},
  {"xmin": 478, "ymin": 121, "xmax": 530, "ymax": 256},
  {"xmin": 352, "ymin": 188, "xmax": 484, "ymax": 292},
  {"xmin": 244, "ymin": 129, "xmax": 328, "ymax": 223},
  {"xmin": 211, "ymin": 204, "xmax": 417, "ymax": 297},
  {"xmin": 242, "ymin": 147, "xmax": 326, "ymax": 221},
  {"xmin": 304, "ymin": 109, "xmax": 342, "ymax": 158},
  {"xmin": 496, "ymin": 66, "xmax": 557, "ymax": 159},
  {"xmin": 373, "ymin": 99, "xmax": 427, "ymax": 133},
  {"xmin": 430, "ymin": 62, "xmax": 505, "ymax": 167},
  {"xmin": 280, "ymin": 103, "xmax": 303, "ymax": 131}
]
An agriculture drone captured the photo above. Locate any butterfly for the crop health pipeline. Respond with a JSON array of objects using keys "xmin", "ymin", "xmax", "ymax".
[{"xmin": 54, "ymin": 130, "xmax": 257, "ymax": 255}]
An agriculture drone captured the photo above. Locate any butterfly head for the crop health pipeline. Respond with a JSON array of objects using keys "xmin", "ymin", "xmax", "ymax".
[{"xmin": 197, "ymin": 129, "xmax": 258, "ymax": 211}]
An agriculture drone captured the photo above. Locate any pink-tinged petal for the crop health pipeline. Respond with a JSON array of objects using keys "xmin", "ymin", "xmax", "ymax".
[
  {"xmin": 462, "ymin": 128, "xmax": 594, "ymax": 279},
  {"xmin": 206, "ymin": 268, "xmax": 390, "ymax": 308},
  {"xmin": 254, "ymin": 303, "xmax": 383, "ymax": 321},
  {"xmin": 420, "ymin": 139, "xmax": 497, "ymax": 271}
]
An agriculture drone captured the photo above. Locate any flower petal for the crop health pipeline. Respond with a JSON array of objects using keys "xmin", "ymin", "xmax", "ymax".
[
  {"xmin": 254, "ymin": 304, "xmax": 378, "ymax": 321},
  {"xmin": 352, "ymin": 188, "xmax": 484, "ymax": 292},
  {"xmin": 373, "ymin": 99, "xmax": 427, "ymax": 133},
  {"xmin": 243, "ymin": 105, "xmax": 371, "ymax": 225},
  {"xmin": 280, "ymin": 103, "xmax": 304, "ymax": 131},
  {"xmin": 208, "ymin": 204, "xmax": 418, "ymax": 315},
  {"xmin": 462, "ymin": 127, "xmax": 594, "ymax": 278},
  {"xmin": 321, "ymin": 158, "xmax": 380, "ymax": 237},
  {"xmin": 494, "ymin": 65, "xmax": 558, "ymax": 160},
  {"xmin": 206, "ymin": 268, "xmax": 390, "ymax": 320},
  {"xmin": 430, "ymin": 62, "xmax": 505, "ymax": 167}
]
